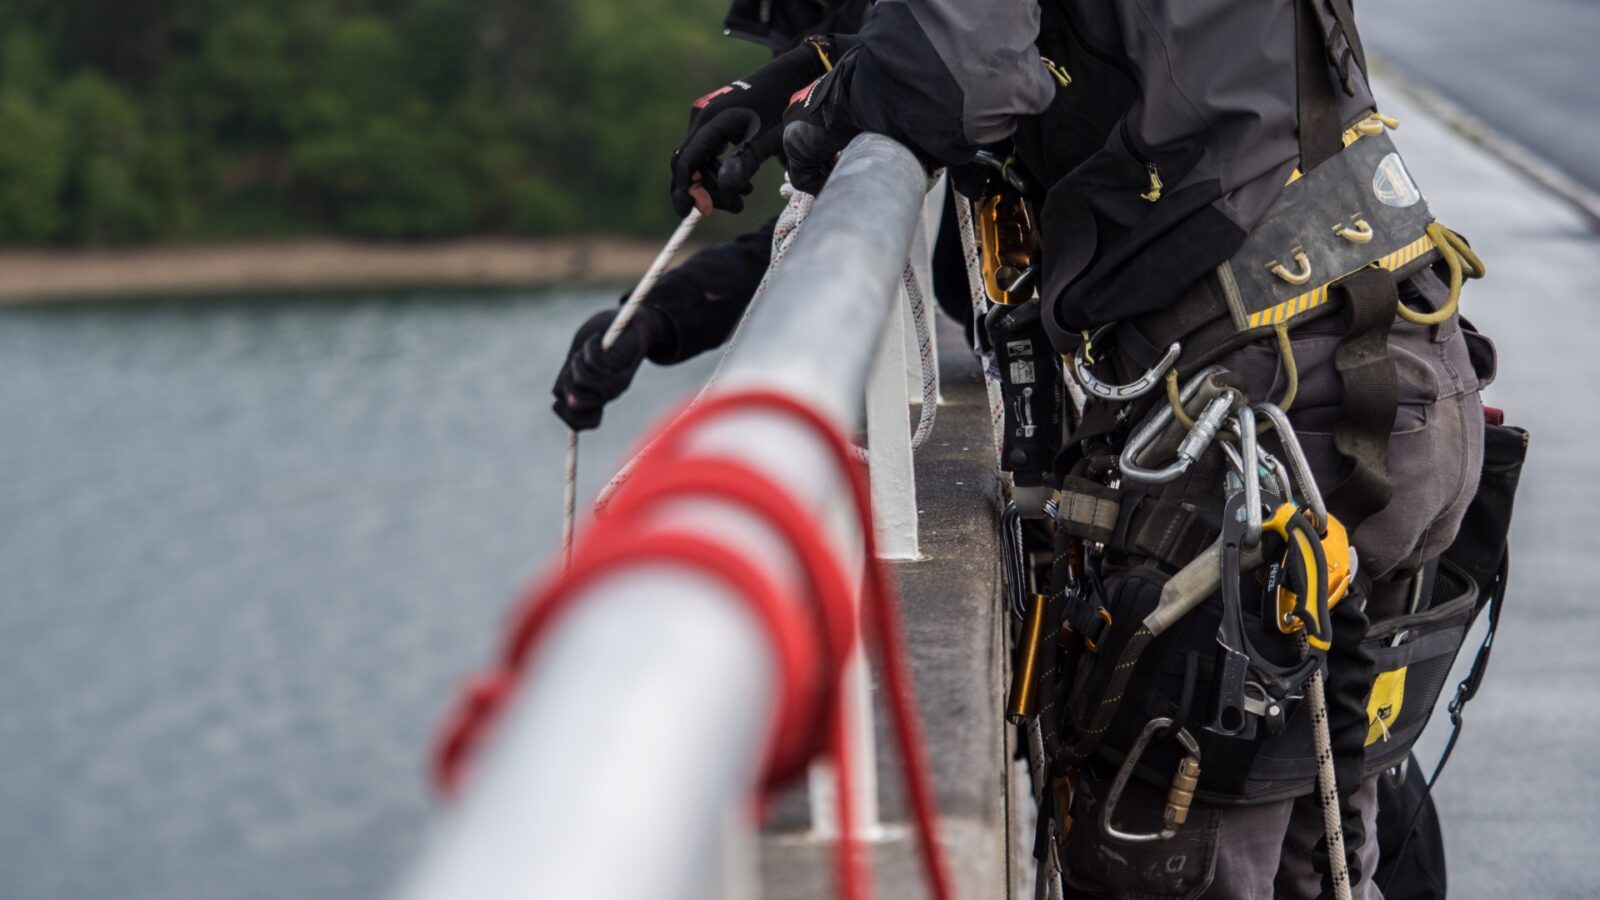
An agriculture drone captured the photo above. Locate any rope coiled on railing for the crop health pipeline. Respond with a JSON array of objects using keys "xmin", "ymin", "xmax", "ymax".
[{"xmin": 436, "ymin": 389, "xmax": 955, "ymax": 900}]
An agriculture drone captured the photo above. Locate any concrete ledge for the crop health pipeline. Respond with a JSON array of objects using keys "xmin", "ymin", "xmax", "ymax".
[{"xmin": 761, "ymin": 317, "xmax": 1012, "ymax": 898}]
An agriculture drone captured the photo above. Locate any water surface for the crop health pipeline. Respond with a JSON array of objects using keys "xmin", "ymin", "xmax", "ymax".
[{"xmin": 0, "ymin": 289, "xmax": 715, "ymax": 900}]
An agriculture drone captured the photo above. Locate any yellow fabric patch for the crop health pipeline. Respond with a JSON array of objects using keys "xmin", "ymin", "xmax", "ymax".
[{"xmin": 1365, "ymin": 667, "xmax": 1408, "ymax": 747}]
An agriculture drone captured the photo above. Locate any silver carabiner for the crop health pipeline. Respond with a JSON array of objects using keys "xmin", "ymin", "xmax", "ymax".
[
  {"xmin": 1070, "ymin": 325, "xmax": 1181, "ymax": 402},
  {"xmin": 1253, "ymin": 402, "xmax": 1329, "ymax": 533},
  {"xmin": 1232, "ymin": 406, "xmax": 1263, "ymax": 545},
  {"xmin": 1102, "ymin": 717, "xmax": 1203, "ymax": 843},
  {"xmin": 1119, "ymin": 365, "xmax": 1233, "ymax": 485}
]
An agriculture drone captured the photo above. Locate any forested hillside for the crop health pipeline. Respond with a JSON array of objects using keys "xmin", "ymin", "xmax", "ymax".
[{"xmin": 0, "ymin": 0, "xmax": 764, "ymax": 244}]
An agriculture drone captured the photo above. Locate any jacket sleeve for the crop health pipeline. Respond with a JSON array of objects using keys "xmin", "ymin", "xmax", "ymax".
[
  {"xmin": 815, "ymin": 0, "xmax": 1055, "ymax": 165},
  {"xmin": 643, "ymin": 218, "xmax": 777, "ymax": 364}
]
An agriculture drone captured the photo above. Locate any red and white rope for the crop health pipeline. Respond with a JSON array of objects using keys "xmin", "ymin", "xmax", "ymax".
[{"xmin": 953, "ymin": 194, "xmax": 1006, "ymax": 469}]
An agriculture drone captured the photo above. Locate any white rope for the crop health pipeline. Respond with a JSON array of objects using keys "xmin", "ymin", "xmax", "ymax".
[
  {"xmin": 953, "ymin": 194, "xmax": 1006, "ymax": 470},
  {"xmin": 563, "ymin": 209, "xmax": 704, "ymax": 566},
  {"xmin": 904, "ymin": 263, "xmax": 938, "ymax": 450},
  {"xmin": 1303, "ymin": 636, "xmax": 1354, "ymax": 900},
  {"xmin": 594, "ymin": 186, "xmax": 812, "ymax": 513}
]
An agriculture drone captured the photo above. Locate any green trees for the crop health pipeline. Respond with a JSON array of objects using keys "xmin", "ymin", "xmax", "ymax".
[{"xmin": 0, "ymin": 0, "xmax": 765, "ymax": 244}]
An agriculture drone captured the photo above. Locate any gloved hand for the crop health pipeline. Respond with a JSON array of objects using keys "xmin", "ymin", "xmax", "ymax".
[
  {"xmin": 671, "ymin": 38, "xmax": 835, "ymax": 218},
  {"xmin": 551, "ymin": 304, "xmax": 671, "ymax": 431},
  {"xmin": 781, "ymin": 73, "xmax": 859, "ymax": 196}
]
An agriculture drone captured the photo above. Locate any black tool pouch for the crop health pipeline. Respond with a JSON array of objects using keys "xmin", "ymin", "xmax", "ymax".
[
  {"xmin": 1357, "ymin": 561, "xmax": 1479, "ymax": 775},
  {"xmin": 1068, "ymin": 563, "xmax": 1330, "ymax": 805}
]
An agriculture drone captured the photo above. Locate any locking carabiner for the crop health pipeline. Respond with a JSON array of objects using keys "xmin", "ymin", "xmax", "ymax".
[
  {"xmin": 1101, "ymin": 717, "xmax": 1202, "ymax": 843},
  {"xmin": 1119, "ymin": 365, "xmax": 1235, "ymax": 484},
  {"xmin": 1253, "ymin": 402, "xmax": 1329, "ymax": 534}
]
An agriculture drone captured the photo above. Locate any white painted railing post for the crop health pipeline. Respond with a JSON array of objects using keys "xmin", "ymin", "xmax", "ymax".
[{"xmin": 866, "ymin": 295, "xmax": 922, "ymax": 561}]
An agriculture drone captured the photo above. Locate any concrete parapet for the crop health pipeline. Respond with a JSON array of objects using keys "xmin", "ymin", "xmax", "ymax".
[{"xmin": 761, "ymin": 316, "xmax": 1018, "ymax": 898}]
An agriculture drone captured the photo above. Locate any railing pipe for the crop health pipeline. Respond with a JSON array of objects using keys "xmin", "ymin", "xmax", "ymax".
[{"xmin": 397, "ymin": 134, "xmax": 931, "ymax": 900}]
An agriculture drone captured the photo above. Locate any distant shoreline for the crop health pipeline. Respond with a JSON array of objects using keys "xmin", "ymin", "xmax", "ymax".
[{"xmin": 0, "ymin": 236, "xmax": 702, "ymax": 303}]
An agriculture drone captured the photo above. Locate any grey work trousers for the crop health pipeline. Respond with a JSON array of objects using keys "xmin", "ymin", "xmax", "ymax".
[{"xmin": 1059, "ymin": 272, "xmax": 1489, "ymax": 898}]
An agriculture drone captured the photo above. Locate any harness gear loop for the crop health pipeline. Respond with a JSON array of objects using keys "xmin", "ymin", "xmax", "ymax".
[
  {"xmin": 1070, "ymin": 324, "xmax": 1181, "ymax": 401},
  {"xmin": 1269, "ymin": 248, "xmax": 1314, "ymax": 285},
  {"xmin": 1334, "ymin": 216, "xmax": 1374, "ymax": 244},
  {"xmin": 1100, "ymin": 717, "xmax": 1203, "ymax": 843}
]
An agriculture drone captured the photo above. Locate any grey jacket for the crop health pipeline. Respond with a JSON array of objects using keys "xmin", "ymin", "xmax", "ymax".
[{"xmin": 814, "ymin": 0, "xmax": 1375, "ymax": 349}]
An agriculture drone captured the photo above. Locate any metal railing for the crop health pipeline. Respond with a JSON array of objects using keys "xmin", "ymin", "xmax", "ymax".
[{"xmin": 398, "ymin": 134, "xmax": 935, "ymax": 900}]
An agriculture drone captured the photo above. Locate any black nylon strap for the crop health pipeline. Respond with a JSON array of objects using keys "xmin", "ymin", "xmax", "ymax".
[
  {"xmin": 1058, "ymin": 478, "xmax": 1219, "ymax": 572},
  {"xmin": 1058, "ymin": 476, "xmax": 1123, "ymax": 545},
  {"xmin": 1116, "ymin": 497, "xmax": 1217, "ymax": 573},
  {"xmin": 1119, "ymin": 271, "xmax": 1232, "ymax": 374},
  {"xmin": 1323, "ymin": 0, "xmax": 1370, "ymax": 95},
  {"xmin": 1327, "ymin": 268, "xmax": 1399, "ymax": 530},
  {"xmin": 1296, "ymin": 0, "xmax": 1345, "ymax": 173}
]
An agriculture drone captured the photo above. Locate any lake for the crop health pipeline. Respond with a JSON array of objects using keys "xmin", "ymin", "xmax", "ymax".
[{"xmin": 0, "ymin": 289, "xmax": 717, "ymax": 900}]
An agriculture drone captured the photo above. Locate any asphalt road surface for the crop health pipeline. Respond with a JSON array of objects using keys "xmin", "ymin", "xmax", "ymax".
[
  {"xmin": 1362, "ymin": 0, "xmax": 1600, "ymax": 193},
  {"xmin": 1375, "ymin": 81, "xmax": 1600, "ymax": 898}
]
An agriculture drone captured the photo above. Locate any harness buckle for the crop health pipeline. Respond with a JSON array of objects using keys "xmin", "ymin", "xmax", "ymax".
[
  {"xmin": 1062, "ymin": 588, "xmax": 1114, "ymax": 653},
  {"xmin": 1101, "ymin": 717, "xmax": 1202, "ymax": 843}
]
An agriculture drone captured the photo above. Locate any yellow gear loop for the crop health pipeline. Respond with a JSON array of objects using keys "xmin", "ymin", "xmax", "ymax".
[{"xmin": 1397, "ymin": 222, "xmax": 1485, "ymax": 326}]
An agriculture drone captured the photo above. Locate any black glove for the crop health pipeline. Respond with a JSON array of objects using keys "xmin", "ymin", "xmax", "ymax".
[
  {"xmin": 551, "ymin": 304, "xmax": 670, "ymax": 431},
  {"xmin": 782, "ymin": 90, "xmax": 857, "ymax": 196},
  {"xmin": 671, "ymin": 38, "xmax": 835, "ymax": 218}
]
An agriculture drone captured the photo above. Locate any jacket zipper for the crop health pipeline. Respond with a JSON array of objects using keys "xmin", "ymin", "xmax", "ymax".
[
  {"xmin": 1062, "ymin": 13, "xmax": 1159, "ymax": 202},
  {"xmin": 1119, "ymin": 119, "xmax": 1163, "ymax": 202}
]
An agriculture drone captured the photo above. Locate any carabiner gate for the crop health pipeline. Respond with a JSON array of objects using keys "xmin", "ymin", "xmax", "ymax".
[{"xmin": 1101, "ymin": 717, "xmax": 1203, "ymax": 843}]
